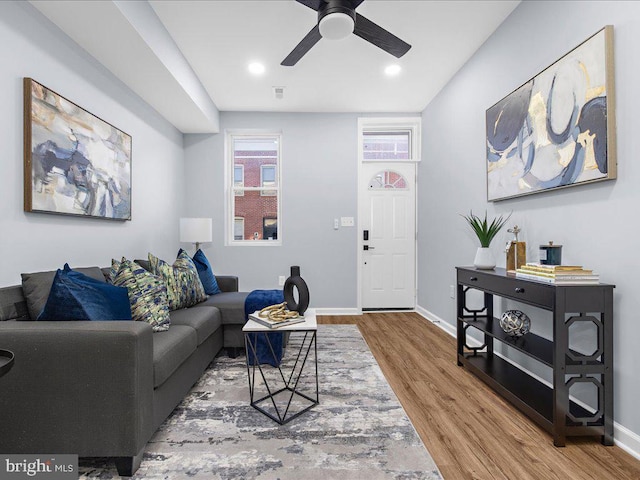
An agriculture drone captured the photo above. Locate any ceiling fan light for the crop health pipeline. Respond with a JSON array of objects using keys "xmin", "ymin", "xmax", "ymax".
[{"xmin": 319, "ymin": 12, "xmax": 354, "ymax": 40}]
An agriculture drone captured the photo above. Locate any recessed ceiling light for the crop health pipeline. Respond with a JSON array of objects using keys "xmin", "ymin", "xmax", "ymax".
[
  {"xmin": 385, "ymin": 64, "xmax": 402, "ymax": 76},
  {"xmin": 248, "ymin": 62, "xmax": 265, "ymax": 75}
]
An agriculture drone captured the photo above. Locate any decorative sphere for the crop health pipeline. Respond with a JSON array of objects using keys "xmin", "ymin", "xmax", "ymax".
[{"xmin": 499, "ymin": 310, "xmax": 531, "ymax": 337}]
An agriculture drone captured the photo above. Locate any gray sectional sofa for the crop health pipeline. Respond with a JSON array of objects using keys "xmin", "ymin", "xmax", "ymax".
[{"xmin": 0, "ymin": 264, "xmax": 249, "ymax": 477}]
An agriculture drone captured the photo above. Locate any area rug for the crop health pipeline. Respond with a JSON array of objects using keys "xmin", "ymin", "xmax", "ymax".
[{"xmin": 79, "ymin": 325, "xmax": 442, "ymax": 479}]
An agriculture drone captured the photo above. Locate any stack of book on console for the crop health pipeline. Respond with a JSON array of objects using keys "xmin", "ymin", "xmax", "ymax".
[
  {"xmin": 515, "ymin": 263, "xmax": 599, "ymax": 285},
  {"xmin": 249, "ymin": 311, "xmax": 305, "ymax": 329}
]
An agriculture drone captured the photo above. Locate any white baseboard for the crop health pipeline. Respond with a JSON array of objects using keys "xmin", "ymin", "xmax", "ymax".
[
  {"xmin": 613, "ymin": 422, "xmax": 640, "ymax": 460},
  {"xmin": 415, "ymin": 305, "xmax": 456, "ymax": 337},
  {"xmin": 416, "ymin": 304, "xmax": 640, "ymax": 460},
  {"xmin": 314, "ymin": 307, "xmax": 361, "ymax": 316}
]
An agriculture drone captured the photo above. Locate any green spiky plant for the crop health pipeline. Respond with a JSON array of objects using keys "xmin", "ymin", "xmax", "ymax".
[{"xmin": 461, "ymin": 210, "xmax": 512, "ymax": 247}]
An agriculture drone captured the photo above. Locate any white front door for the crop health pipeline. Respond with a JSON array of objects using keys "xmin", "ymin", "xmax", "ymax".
[{"xmin": 359, "ymin": 162, "xmax": 416, "ymax": 310}]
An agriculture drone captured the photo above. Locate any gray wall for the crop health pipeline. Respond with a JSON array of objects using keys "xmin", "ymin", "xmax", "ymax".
[
  {"xmin": 0, "ymin": 1, "xmax": 185, "ymax": 287},
  {"xmin": 184, "ymin": 112, "xmax": 367, "ymax": 308},
  {"xmin": 419, "ymin": 1, "xmax": 640, "ymax": 440}
]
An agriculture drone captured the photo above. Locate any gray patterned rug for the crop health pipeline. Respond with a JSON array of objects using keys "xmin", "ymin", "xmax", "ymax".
[{"xmin": 79, "ymin": 324, "xmax": 442, "ymax": 479}]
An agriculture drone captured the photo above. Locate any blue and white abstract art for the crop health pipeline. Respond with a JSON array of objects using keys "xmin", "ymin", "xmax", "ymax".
[
  {"xmin": 24, "ymin": 78, "xmax": 132, "ymax": 220},
  {"xmin": 486, "ymin": 26, "xmax": 616, "ymax": 201}
]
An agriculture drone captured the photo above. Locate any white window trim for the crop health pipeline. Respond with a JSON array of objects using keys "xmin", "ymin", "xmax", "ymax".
[
  {"xmin": 358, "ymin": 117, "xmax": 422, "ymax": 163},
  {"xmin": 224, "ymin": 130, "xmax": 282, "ymax": 246}
]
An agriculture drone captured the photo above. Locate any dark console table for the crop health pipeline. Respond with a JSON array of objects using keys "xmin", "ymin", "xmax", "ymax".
[
  {"xmin": 0, "ymin": 350, "xmax": 15, "ymax": 378},
  {"xmin": 456, "ymin": 266, "xmax": 614, "ymax": 446}
]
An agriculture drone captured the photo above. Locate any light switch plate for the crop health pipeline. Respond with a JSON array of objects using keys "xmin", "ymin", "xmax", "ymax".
[{"xmin": 341, "ymin": 216, "xmax": 355, "ymax": 227}]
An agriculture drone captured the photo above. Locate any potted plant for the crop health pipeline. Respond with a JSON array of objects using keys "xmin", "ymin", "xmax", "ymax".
[{"xmin": 461, "ymin": 210, "xmax": 511, "ymax": 269}]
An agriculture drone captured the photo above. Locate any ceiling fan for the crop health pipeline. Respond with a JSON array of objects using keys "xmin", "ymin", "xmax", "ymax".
[{"xmin": 281, "ymin": 0, "xmax": 412, "ymax": 66}]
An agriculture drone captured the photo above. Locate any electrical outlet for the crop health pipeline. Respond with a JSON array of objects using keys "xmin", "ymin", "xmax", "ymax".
[
  {"xmin": 341, "ymin": 216, "xmax": 355, "ymax": 227},
  {"xmin": 278, "ymin": 275, "xmax": 286, "ymax": 286},
  {"xmin": 449, "ymin": 285, "xmax": 455, "ymax": 298},
  {"xmin": 334, "ymin": 218, "xmax": 339, "ymax": 230}
]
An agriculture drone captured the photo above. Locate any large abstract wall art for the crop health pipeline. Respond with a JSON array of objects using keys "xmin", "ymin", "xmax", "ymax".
[
  {"xmin": 24, "ymin": 78, "xmax": 132, "ymax": 220},
  {"xmin": 486, "ymin": 26, "xmax": 616, "ymax": 201}
]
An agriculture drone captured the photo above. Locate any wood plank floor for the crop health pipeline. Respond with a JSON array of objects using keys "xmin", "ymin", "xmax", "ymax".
[{"xmin": 318, "ymin": 312, "xmax": 640, "ymax": 480}]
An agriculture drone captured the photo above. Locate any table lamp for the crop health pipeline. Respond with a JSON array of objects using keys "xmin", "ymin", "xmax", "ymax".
[{"xmin": 180, "ymin": 218, "xmax": 212, "ymax": 251}]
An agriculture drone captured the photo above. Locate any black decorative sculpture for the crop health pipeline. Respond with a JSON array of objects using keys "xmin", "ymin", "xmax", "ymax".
[{"xmin": 283, "ymin": 266, "xmax": 309, "ymax": 315}]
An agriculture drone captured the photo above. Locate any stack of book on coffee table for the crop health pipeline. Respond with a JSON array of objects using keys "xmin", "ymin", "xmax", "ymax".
[
  {"xmin": 515, "ymin": 263, "xmax": 599, "ymax": 285},
  {"xmin": 248, "ymin": 311, "xmax": 305, "ymax": 329}
]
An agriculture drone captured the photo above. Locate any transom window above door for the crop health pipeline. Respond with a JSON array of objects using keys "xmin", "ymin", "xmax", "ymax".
[
  {"xmin": 358, "ymin": 117, "xmax": 422, "ymax": 162},
  {"xmin": 363, "ymin": 132, "xmax": 410, "ymax": 160}
]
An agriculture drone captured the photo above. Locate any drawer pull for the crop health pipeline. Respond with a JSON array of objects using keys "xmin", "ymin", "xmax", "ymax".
[
  {"xmin": 470, "ymin": 277, "xmax": 478, "ymax": 282},
  {"xmin": 515, "ymin": 287, "xmax": 525, "ymax": 293}
]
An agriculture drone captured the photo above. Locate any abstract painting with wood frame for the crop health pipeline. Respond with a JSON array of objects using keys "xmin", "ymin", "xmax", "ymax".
[
  {"xmin": 24, "ymin": 78, "xmax": 132, "ymax": 220},
  {"xmin": 486, "ymin": 26, "xmax": 616, "ymax": 201}
]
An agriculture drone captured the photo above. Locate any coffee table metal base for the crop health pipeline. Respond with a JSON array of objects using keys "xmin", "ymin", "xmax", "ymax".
[{"xmin": 244, "ymin": 330, "xmax": 318, "ymax": 425}]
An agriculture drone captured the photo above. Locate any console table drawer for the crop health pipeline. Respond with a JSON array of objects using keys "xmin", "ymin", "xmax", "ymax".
[{"xmin": 457, "ymin": 268, "xmax": 554, "ymax": 309}]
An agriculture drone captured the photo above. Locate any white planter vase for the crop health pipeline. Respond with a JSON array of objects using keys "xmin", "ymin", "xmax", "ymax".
[{"xmin": 474, "ymin": 247, "xmax": 496, "ymax": 270}]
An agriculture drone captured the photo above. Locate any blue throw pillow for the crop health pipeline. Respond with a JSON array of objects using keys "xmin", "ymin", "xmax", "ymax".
[
  {"xmin": 38, "ymin": 264, "xmax": 132, "ymax": 321},
  {"xmin": 183, "ymin": 248, "xmax": 221, "ymax": 295}
]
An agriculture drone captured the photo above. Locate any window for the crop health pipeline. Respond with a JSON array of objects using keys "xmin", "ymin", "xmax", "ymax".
[
  {"xmin": 260, "ymin": 165, "xmax": 276, "ymax": 196},
  {"xmin": 263, "ymin": 217, "xmax": 277, "ymax": 240},
  {"xmin": 369, "ymin": 170, "xmax": 408, "ymax": 189},
  {"xmin": 358, "ymin": 117, "xmax": 422, "ymax": 162},
  {"xmin": 226, "ymin": 132, "xmax": 281, "ymax": 245},
  {"xmin": 234, "ymin": 165, "xmax": 244, "ymax": 196},
  {"xmin": 363, "ymin": 132, "xmax": 410, "ymax": 160},
  {"xmin": 234, "ymin": 217, "xmax": 245, "ymax": 240}
]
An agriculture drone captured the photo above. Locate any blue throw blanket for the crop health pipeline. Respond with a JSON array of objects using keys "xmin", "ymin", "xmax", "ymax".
[{"xmin": 244, "ymin": 289, "xmax": 285, "ymax": 367}]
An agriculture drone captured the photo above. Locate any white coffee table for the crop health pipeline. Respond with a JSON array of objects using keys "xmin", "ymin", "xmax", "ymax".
[{"xmin": 243, "ymin": 308, "xmax": 318, "ymax": 425}]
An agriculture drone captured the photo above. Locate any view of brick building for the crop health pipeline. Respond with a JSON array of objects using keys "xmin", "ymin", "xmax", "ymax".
[{"xmin": 232, "ymin": 137, "xmax": 279, "ymax": 241}]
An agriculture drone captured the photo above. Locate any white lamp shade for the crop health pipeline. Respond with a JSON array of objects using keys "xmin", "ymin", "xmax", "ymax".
[{"xmin": 180, "ymin": 218, "xmax": 212, "ymax": 243}]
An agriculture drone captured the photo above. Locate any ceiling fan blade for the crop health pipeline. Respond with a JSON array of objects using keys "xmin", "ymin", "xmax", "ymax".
[
  {"xmin": 353, "ymin": 13, "xmax": 411, "ymax": 58},
  {"xmin": 281, "ymin": 25, "xmax": 322, "ymax": 66},
  {"xmin": 295, "ymin": 0, "xmax": 324, "ymax": 11}
]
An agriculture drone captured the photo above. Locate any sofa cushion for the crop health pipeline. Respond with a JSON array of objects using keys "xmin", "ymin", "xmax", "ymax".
[
  {"xmin": 197, "ymin": 292, "xmax": 249, "ymax": 325},
  {"xmin": 21, "ymin": 266, "xmax": 106, "ymax": 320},
  {"xmin": 0, "ymin": 286, "xmax": 29, "ymax": 321},
  {"xmin": 152, "ymin": 325, "xmax": 197, "ymax": 388},
  {"xmin": 148, "ymin": 251, "xmax": 207, "ymax": 311},
  {"xmin": 190, "ymin": 249, "xmax": 221, "ymax": 295},
  {"xmin": 170, "ymin": 306, "xmax": 221, "ymax": 346},
  {"xmin": 38, "ymin": 264, "xmax": 132, "ymax": 321},
  {"xmin": 112, "ymin": 259, "xmax": 171, "ymax": 332}
]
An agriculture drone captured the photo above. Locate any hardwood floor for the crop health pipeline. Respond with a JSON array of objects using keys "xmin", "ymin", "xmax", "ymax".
[{"xmin": 317, "ymin": 312, "xmax": 640, "ymax": 480}]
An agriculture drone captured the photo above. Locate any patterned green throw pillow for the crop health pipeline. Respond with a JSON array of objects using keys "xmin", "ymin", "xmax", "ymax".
[
  {"xmin": 148, "ymin": 251, "xmax": 207, "ymax": 311},
  {"xmin": 108, "ymin": 258, "xmax": 121, "ymax": 284},
  {"xmin": 112, "ymin": 258, "xmax": 171, "ymax": 332}
]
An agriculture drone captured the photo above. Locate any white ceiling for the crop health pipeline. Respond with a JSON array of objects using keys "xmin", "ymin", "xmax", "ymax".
[{"xmin": 30, "ymin": 0, "xmax": 520, "ymax": 133}]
